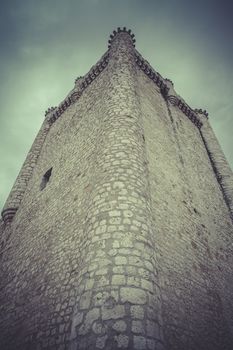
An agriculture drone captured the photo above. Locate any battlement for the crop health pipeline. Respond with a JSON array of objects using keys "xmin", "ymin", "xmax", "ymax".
[
  {"xmin": 47, "ymin": 52, "xmax": 110, "ymax": 125},
  {"xmin": 45, "ymin": 28, "xmax": 204, "ymax": 131},
  {"xmin": 194, "ymin": 108, "xmax": 209, "ymax": 118},
  {"xmin": 108, "ymin": 26, "xmax": 136, "ymax": 49}
]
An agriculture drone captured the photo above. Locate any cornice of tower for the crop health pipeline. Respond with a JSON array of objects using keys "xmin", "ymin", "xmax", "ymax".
[
  {"xmin": 45, "ymin": 27, "xmax": 208, "ymax": 130},
  {"xmin": 134, "ymin": 50, "xmax": 204, "ymax": 129},
  {"xmin": 47, "ymin": 50, "xmax": 110, "ymax": 125},
  {"xmin": 107, "ymin": 26, "xmax": 136, "ymax": 49},
  {"xmin": 194, "ymin": 108, "xmax": 209, "ymax": 118}
]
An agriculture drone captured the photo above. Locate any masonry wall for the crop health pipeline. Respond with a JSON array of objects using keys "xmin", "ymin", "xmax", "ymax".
[
  {"xmin": 0, "ymin": 32, "xmax": 165, "ymax": 350},
  {"xmin": 1, "ymin": 28, "xmax": 233, "ymax": 350},
  {"xmin": 0, "ymin": 53, "xmax": 110, "ymax": 349},
  {"xmin": 137, "ymin": 66, "xmax": 233, "ymax": 350}
]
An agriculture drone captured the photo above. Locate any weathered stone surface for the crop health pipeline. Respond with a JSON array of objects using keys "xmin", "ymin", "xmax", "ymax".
[
  {"xmin": 120, "ymin": 287, "xmax": 147, "ymax": 304},
  {"xmin": 130, "ymin": 305, "xmax": 145, "ymax": 320},
  {"xmin": 96, "ymin": 335, "xmax": 108, "ymax": 349},
  {"xmin": 102, "ymin": 304, "xmax": 125, "ymax": 320},
  {"xmin": 112, "ymin": 320, "xmax": 127, "ymax": 332},
  {"xmin": 132, "ymin": 320, "xmax": 145, "ymax": 334},
  {"xmin": 114, "ymin": 334, "xmax": 129, "ymax": 348},
  {"xmin": 0, "ymin": 26, "xmax": 233, "ymax": 350},
  {"xmin": 134, "ymin": 335, "xmax": 147, "ymax": 349}
]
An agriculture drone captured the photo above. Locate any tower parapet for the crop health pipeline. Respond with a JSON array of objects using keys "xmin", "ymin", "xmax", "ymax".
[
  {"xmin": 48, "ymin": 53, "xmax": 110, "ymax": 125},
  {"xmin": 194, "ymin": 108, "xmax": 209, "ymax": 118},
  {"xmin": 108, "ymin": 27, "xmax": 136, "ymax": 50}
]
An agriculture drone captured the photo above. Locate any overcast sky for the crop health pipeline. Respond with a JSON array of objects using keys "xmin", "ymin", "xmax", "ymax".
[{"xmin": 0, "ymin": 0, "xmax": 233, "ymax": 211}]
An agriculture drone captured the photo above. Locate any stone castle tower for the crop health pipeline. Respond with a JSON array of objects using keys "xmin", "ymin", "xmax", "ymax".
[{"xmin": 0, "ymin": 27, "xmax": 233, "ymax": 350}]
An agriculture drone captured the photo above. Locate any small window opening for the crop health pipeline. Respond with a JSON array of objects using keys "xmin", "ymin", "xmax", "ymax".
[{"xmin": 40, "ymin": 167, "xmax": 52, "ymax": 191}]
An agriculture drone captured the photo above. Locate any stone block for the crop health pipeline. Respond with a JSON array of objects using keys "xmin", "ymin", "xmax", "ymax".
[{"xmin": 120, "ymin": 287, "xmax": 147, "ymax": 304}]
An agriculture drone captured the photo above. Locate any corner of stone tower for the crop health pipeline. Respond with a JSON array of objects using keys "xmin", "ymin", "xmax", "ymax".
[
  {"xmin": 107, "ymin": 27, "xmax": 136, "ymax": 48},
  {"xmin": 106, "ymin": 27, "xmax": 137, "ymax": 64}
]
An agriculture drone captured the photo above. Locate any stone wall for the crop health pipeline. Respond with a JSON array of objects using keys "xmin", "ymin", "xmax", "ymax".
[
  {"xmin": 0, "ymin": 28, "xmax": 233, "ymax": 350},
  {"xmin": 0, "ymin": 29, "xmax": 165, "ymax": 350},
  {"xmin": 137, "ymin": 65, "xmax": 233, "ymax": 349}
]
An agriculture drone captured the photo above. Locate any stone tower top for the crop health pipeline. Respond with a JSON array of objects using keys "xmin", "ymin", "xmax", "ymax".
[{"xmin": 107, "ymin": 27, "xmax": 136, "ymax": 49}]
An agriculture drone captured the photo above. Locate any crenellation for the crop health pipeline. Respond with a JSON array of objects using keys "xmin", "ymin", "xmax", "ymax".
[
  {"xmin": 45, "ymin": 106, "xmax": 57, "ymax": 117},
  {"xmin": 48, "ymin": 52, "xmax": 110, "ymax": 126},
  {"xmin": 75, "ymin": 76, "xmax": 83, "ymax": 84},
  {"xmin": 194, "ymin": 108, "xmax": 209, "ymax": 118},
  {"xmin": 136, "ymin": 53, "xmax": 204, "ymax": 129},
  {"xmin": 166, "ymin": 94, "xmax": 203, "ymax": 128},
  {"xmin": 108, "ymin": 27, "xmax": 136, "ymax": 50}
]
